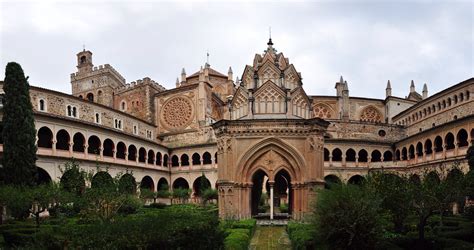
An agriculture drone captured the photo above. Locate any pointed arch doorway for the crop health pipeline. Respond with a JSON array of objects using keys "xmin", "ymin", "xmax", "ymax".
[{"xmin": 250, "ymin": 168, "xmax": 292, "ymax": 219}]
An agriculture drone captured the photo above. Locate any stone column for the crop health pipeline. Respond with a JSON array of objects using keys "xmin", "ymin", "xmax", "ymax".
[
  {"xmin": 52, "ymin": 140, "xmax": 57, "ymax": 155},
  {"xmin": 269, "ymin": 181, "xmax": 274, "ymax": 220},
  {"xmin": 69, "ymin": 142, "xmax": 73, "ymax": 156}
]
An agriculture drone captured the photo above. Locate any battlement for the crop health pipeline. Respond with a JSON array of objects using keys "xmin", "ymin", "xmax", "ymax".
[
  {"xmin": 70, "ymin": 64, "xmax": 126, "ymax": 84},
  {"xmin": 115, "ymin": 77, "xmax": 166, "ymax": 93}
]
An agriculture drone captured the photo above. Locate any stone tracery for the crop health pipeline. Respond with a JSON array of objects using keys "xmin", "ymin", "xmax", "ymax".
[
  {"xmin": 360, "ymin": 106, "xmax": 383, "ymax": 123},
  {"xmin": 161, "ymin": 96, "xmax": 194, "ymax": 129}
]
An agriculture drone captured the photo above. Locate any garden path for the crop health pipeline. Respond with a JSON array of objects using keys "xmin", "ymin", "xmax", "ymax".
[{"xmin": 249, "ymin": 226, "xmax": 291, "ymax": 250}]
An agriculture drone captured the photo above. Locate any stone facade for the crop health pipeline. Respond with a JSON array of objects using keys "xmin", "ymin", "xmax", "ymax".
[{"xmin": 0, "ymin": 39, "xmax": 472, "ymax": 220}]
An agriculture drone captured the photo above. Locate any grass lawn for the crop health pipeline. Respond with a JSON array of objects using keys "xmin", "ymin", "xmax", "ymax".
[{"xmin": 249, "ymin": 226, "xmax": 291, "ymax": 250}]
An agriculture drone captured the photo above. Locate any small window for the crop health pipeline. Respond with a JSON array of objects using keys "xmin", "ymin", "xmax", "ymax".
[
  {"xmin": 121, "ymin": 101, "xmax": 126, "ymax": 111},
  {"xmin": 146, "ymin": 130, "xmax": 153, "ymax": 139},
  {"xmin": 114, "ymin": 118, "xmax": 123, "ymax": 130},
  {"xmin": 133, "ymin": 125, "xmax": 138, "ymax": 135},
  {"xmin": 95, "ymin": 112, "xmax": 101, "ymax": 124},
  {"xmin": 66, "ymin": 105, "xmax": 78, "ymax": 118},
  {"xmin": 378, "ymin": 130, "xmax": 386, "ymax": 137},
  {"xmin": 38, "ymin": 99, "xmax": 46, "ymax": 111},
  {"xmin": 86, "ymin": 93, "xmax": 94, "ymax": 102}
]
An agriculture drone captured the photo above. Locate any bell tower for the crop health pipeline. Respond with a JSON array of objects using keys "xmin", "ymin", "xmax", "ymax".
[{"xmin": 76, "ymin": 50, "xmax": 93, "ymax": 74}]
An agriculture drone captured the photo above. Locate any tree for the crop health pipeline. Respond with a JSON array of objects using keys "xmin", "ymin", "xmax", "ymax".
[
  {"xmin": 2, "ymin": 62, "xmax": 37, "ymax": 186},
  {"xmin": 364, "ymin": 172, "xmax": 411, "ymax": 233},
  {"xmin": 466, "ymin": 145, "xmax": 474, "ymax": 171},
  {"xmin": 59, "ymin": 159, "xmax": 86, "ymax": 196},
  {"xmin": 313, "ymin": 184, "xmax": 383, "ymax": 249},
  {"xmin": 28, "ymin": 183, "xmax": 65, "ymax": 227}
]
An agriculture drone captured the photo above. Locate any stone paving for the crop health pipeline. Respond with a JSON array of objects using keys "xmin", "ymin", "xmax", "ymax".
[{"xmin": 249, "ymin": 226, "xmax": 291, "ymax": 250}]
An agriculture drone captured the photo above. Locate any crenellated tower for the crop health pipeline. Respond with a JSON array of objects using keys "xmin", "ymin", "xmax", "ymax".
[{"xmin": 70, "ymin": 50, "xmax": 126, "ymax": 107}]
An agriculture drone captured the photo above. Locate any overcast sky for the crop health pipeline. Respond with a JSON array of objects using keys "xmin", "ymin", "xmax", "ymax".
[{"xmin": 1, "ymin": 0, "xmax": 472, "ymax": 99}]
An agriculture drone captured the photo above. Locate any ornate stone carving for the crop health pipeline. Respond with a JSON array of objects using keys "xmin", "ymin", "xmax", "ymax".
[
  {"xmin": 313, "ymin": 103, "xmax": 334, "ymax": 119},
  {"xmin": 160, "ymin": 96, "xmax": 194, "ymax": 130},
  {"xmin": 360, "ymin": 106, "xmax": 382, "ymax": 123}
]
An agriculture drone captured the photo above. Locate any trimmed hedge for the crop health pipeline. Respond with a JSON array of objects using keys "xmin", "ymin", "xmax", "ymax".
[
  {"xmin": 223, "ymin": 219, "xmax": 256, "ymax": 250},
  {"xmin": 287, "ymin": 222, "xmax": 316, "ymax": 250}
]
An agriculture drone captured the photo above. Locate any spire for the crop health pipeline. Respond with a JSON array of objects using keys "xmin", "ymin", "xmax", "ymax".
[
  {"xmin": 343, "ymin": 80, "xmax": 348, "ymax": 91},
  {"xmin": 410, "ymin": 80, "xmax": 415, "ymax": 92},
  {"xmin": 267, "ymin": 26, "xmax": 273, "ymax": 46},
  {"xmin": 176, "ymin": 77, "xmax": 180, "ymax": 87},
  {"xmin": 181, "ymin": 68, "xmax": 186, "ymax": 82},
  {"xmin": 422, "ymin": 83, "xmax": 428, "ymax": 99},
  {"xmin": 340, "ymin": 75, "xmax": 344, "ymax": 83},
  {"xmin": 228, "ymin": 66, "xmax": 233, "ymax": 81},
  {"xmin": 386, "ymin": 80, "xmax": 392, "ymax": 98}
]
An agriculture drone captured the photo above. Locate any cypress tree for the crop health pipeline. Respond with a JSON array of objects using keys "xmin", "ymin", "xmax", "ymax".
[{"xmin": 2, "ymin": 62, "xmax": 37, "ymax": 186}]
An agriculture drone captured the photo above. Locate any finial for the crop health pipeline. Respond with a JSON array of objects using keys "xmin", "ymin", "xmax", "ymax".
[
  {"xmin": 386, "ymin": 80, "xmax": 391, "ymax": 89},
  {"xmin": 181, "ymin": 68, "xmax": 186, "ymax": 75},
  {"xmin": 206, "ymin": 50, "xmax": 209, "ymax": 65},
  {"xmin": 423, "ymin": 83, "xmax": 427, "ymax": 91},
  {"xmin": 176, "ymin": 77, "xmax": 179, "ymax": 85},
  {"xmin": 82, "ymin": 44, "xmax": 86, "ymax": 52},
  {"xmin": 267, "ymin": 26, "xmax": 273, "ymax": 46},
  {"xmin": 410, "ymin": 80, "xmax": 415, "ymax": 87},
  {"xmin": 228, "ymin": 67, "xmax": 233, "ymax": 74},
  {"xmin": 339, "ymin": 75, "xmax": 344, "ymax": 83}
]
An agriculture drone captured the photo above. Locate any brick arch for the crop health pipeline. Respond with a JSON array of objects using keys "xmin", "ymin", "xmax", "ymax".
[{"xmin": 236, "ymin": 137, "xmax": 305, "ymax": 183}]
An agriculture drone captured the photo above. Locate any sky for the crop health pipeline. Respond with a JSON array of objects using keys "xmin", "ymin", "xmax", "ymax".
[{"xmin": 0, "ymin": 0, "xmax": 473, "ymax": 99}]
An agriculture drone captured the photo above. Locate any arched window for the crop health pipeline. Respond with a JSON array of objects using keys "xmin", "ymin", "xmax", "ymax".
[
  {"xmin": 148, "ymin": 150, "xmax": 155, "ymax": 164},
  {"xmin": 181, "ymin": 154, "xmax": 189, "ymax": 166},
  {"xmin": 56, "ymin": 129, "xmax": 70, "ymax": 151},
  {"xmin": 37, "ymin": 127, "xmax": 53, "ymax": 148},
  {"xmin": 425, "ymin": 139, "xmax": 433, "ymax": 155},
  {"xmin": 324, "ymin": 148, "xmax": 330, "ymax": 161},
  {"xmin": 102, "ymin": 139, "xmax": 114, "ymax": 157},
  {"xmin": 192, "ymin": 153, "xmax": 201, "ymax": 165},
  {"xmin": 203, "ymin": 152, "xmax": 212, "ymax": 164},
  {"xmin": 434, "ymin": 136, "xmax": 443, "ymax": 152},
  {"xmin": 383, "ymin": 151, "xmax": 393, "ymax": 161},
  {"xmin": 39, "ymin": 99, "xmax": 46, "ymax": 111},
  {"xmin": 332, "ymin": 148, "xmax": 342, "ymax": 162},
  {"xmin": 171, "ymin": 155, "xmax": 179, "ymax": 167},
  {"xmin": 408, "ymin": 145, "xmax": 415, "ymax": 159},
  {"xmin": 87, "ymin": 93, "xmax": 94, "ymax": 102},
  {"xmin": 121, "ymin": 101, "xmax": 127, "ymax": 111},
  {"xmin": 346, "ymin": 149, "xmax": 356, "ymax": 162},
  {"xmin": 128, "ymin": 145, "xmax": 137, "ymax": 161},
  {"xmin": 457, "ymin": 129, "xmax": 468, "ymax": 147},
  {"xmin": 371, "ymin": 150, "xmax": 381, "ymax": 162},
  {"xmin": 416, "ymin": 142, "xmax": 423, "ymax": 157},
  {"xmin": 87, "ymin": 135, "xmax": 101, "ymax": 155},
  {"xmin": 402, "ymin": 147, "xmax": 408, "ymax": 160},
  {"xmin": 138, "ymin": 147, "xmax": 146, "ymax": 163},
  {"xmin": 116, "ymin": 142, "xmax": 126, "ymax": 159},
  {"xmin": 156, "ymin": 152, "xmax": 162, "ymax": 166},
  {"xmin": 445, "ymin": 133, "xmax": 455, "ymax": 150},
  {"xmin": 358, "ymin": 149, "xmax": 368, "ymax": 162},
  {"xmin": 72, "ymin": 133, "xmax": 85, "ymax": 152},
  {"xmin": 395, "ymin": 149, "xmax": 401, "ymax": 161},
  {"xmin": 163, "ymin": 154, "xmax": 169, "ymax": 167}
]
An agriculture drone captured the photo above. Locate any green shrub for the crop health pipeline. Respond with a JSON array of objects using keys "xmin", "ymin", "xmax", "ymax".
[
  {"xmin": 313, "ymin": 184, "xmax": 383, "ymax": 249},
  {"xmin": 280, "ymin": 203, "xmax": 289, "ymax": 213},
  {"xmin": 118, "ymin": 195, "xmax": 142, "ymax": 215},
  {"xmin": 232, "ymin": 219, "xmax": 256, "ymax": 230},
  {"xmin": 287, "ymin": 222, "xmax": 315, "ymax": 250},
  {"xmin": 224, "ymin": 230, "xmax": 250, "ymax": 250},
  {"xmin": 2, "ymin": 228, "xmax": 36, "ymax": 247},
  {"xmin": 147, "ymin": 202, "xmax": 167, "ymax": 209}
]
